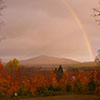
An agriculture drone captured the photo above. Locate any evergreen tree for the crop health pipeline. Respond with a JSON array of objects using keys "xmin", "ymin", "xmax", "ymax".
[
  {"xmin": 56, "ymin": 65, "xmax": 64, "ymax": 81},
  {"xmin": 66, "ymin": 84, "xmax": 72, "ymax": 92},
  {"xmin": 58, "ymin": 65, "xmax": 63, "ymax": 74},
  {"xmin": 88, "ymin": 78, "xmax": 96, "ymax": 92},
  {"xmin": 75, "ymin": 80, "xmax": 82, "ymax": 93},
  {"xmin": 54, "ymin": 68, "xmax": 58, "ymax": 74}
]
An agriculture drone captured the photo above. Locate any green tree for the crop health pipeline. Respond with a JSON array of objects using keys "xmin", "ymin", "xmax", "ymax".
[
  {"xmin": 56, "ymin": 65, "xmax": 64, "ymax": 81},
  {"xmin": 66, "ymin": 84, "xmax": 72, "ymax": 92},
  {"xmin": 88, "ymin": 78, "xmax": 96, "ymax": 92},
  {"xmin": 54, "ymin": 68, "xmax": 57, "ymax": 74},
  {"xmin": 6, "ymin": 58, "xmax": 20, "ymax": 71},
  {"xmin": 58, "ymin": 65, "xmax": 63, "ymax": 74},
  {"xmin": 75, "ymin": 80, "xmax": 82, "ymax": 93}
]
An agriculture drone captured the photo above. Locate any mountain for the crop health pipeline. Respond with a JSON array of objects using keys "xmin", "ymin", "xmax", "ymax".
[{"xmin": 20, "ymin": 55, "xmax": 79, "ymax": 66}]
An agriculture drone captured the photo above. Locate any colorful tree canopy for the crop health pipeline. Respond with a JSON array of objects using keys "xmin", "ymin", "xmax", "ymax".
[{"xmin": 6, "ymin": 58, "xmax": 20, "ymax": 70}]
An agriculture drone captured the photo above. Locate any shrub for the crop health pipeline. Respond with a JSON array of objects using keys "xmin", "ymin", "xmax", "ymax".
[
  {"xmin": 48, "ymin": 85, "xmax": 56, "ymax": 91},
  {"xmin": 37, "ymin": 87, "xmax": 46, "ymax": 95},
  {"xmin": 2, "ymin": 97, "xmax": 11, "ymax": 100}
]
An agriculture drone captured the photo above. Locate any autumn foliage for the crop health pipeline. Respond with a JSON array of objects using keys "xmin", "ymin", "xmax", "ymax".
[{"xmin": 0, "ymin": 59, "xmax": 100, "ymax": 99}]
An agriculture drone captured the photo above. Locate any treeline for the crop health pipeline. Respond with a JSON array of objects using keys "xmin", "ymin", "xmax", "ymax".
[{"xmin": 0, "ymin": 59, "xmax": 100, "ymax": 99}]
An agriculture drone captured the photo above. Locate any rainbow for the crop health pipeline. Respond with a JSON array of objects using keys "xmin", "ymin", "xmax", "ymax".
[{"xmin": 62, "ymin": 0, "xmax": 94, "ymax": 61}]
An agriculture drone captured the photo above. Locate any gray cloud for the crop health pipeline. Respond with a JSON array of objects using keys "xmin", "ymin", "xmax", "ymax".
[
  {"xmin": 0, "ymin": 0, "xmax": 99, "ymax": 62},
  {"xmin": 0, "ymin": 35, "xmax": 6, "ymax": 42}
]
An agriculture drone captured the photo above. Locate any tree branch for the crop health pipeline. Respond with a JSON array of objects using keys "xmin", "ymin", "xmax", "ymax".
[{"xmin": 93, "ymin": 8, "xmax": 100, "ymax": 16}]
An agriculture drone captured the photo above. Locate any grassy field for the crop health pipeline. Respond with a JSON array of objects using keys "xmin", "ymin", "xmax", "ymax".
[{"xmin": 18, "ymin": 95, "xmax": 100, "ymax": 100}]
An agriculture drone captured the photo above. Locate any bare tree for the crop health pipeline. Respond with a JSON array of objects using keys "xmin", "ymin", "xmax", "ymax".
[
  {"xmin": 93, "ymin": 2, "xmax": 100, "ymax": 66},
  {"xmin": 93, "ymin": 8, "xmax": 100, "ymax": 24},
  {"xmin": 95, "ymin": 49, "xmax": 100, "ymax": 66},
  {"xmin": 0, "ymin": 0, "xmax": 5, "ymax": 26},
  {"xmin": 93, "ymin": 1, "xmax": 100, "ymax": 24},
  {"xmin": 93, "ymin": 8, "xmax": 100, "ymax": 16}
]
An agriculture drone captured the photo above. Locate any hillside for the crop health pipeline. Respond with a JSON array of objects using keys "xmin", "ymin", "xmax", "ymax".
[
  {"xmin": 62, "ymin": 61, "xmax": 98, "ymax": 68},
  {"xmin": 20, "ymin": 55, "xmax": 79, "ymax": 66}
]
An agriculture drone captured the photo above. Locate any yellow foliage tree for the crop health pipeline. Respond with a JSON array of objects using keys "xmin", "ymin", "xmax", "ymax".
[{"xmin": 6, "ymin": 58, "xmax": 20, "ymax": 71}]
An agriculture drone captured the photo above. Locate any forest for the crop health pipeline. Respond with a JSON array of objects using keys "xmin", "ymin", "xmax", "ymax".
[{"xmin": 0, "ymin": 58, "xmax": 100, "ymax": 100}]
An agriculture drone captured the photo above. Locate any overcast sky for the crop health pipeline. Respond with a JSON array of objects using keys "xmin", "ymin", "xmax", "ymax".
[{"xmin": 0, "ymin": 0, "xmax": 100, "ymax": 62}]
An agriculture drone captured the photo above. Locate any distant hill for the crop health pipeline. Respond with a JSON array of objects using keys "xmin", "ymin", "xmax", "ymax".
[
  {"xmin": 20, "ymin": 55, "xmax": 79, "ymax": 67},
  {"xmin": 63, "ymin": 62, "xmax": 98, "ymax": 68}
]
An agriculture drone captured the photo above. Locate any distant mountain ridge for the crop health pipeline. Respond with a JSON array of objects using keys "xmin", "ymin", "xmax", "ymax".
[{"xmin": 20, "ymin": 55, "xmax": 79, "ymax": 66}]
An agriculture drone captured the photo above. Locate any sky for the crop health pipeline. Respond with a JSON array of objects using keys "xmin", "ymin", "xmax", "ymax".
[{"xmin": 0, "ymin": 0, "xmax": 100, "ymax": 62}]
